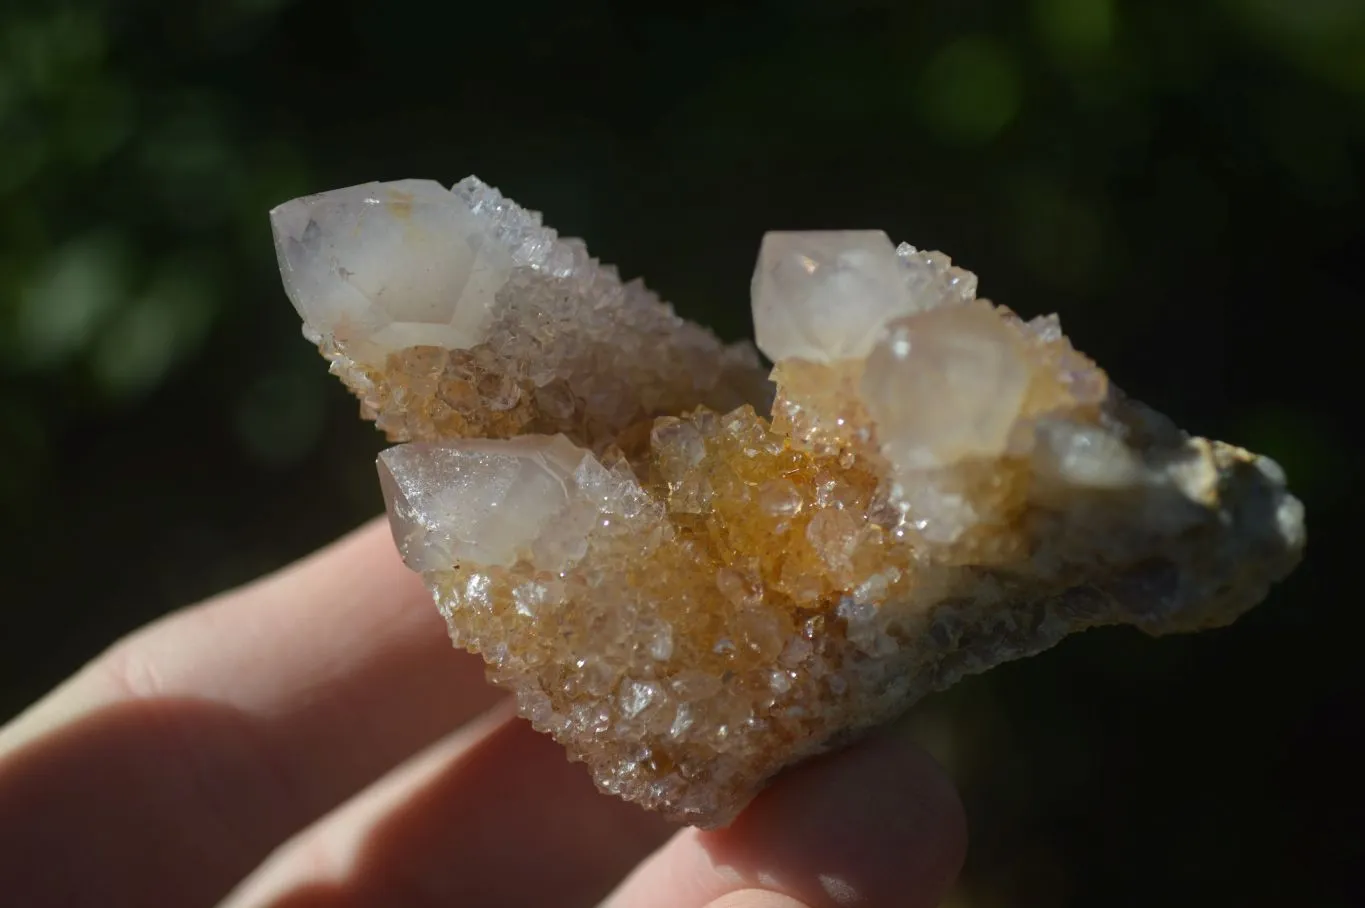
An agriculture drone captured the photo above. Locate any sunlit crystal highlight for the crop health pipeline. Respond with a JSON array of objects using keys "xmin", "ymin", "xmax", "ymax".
[
  {"xmin": 272, "ymin": 179, "xmax": 513, "ymax": 360},
  {"xmin": 861, "ymin": 303, "xmax": 1031, "ymax": 471},
  {"xmin": 378, "ymin": 435, "xmax": 591, "ymax": 571},
  {"xmin": 751, "ymin": 230, "xmax": 906, "ymax": 363}
]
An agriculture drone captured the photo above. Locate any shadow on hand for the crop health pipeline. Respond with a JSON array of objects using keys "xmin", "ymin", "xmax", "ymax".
[
  {"xmin": 251, "ymin": 713, "xmax": 674, "ymax": 908},
  {"xmin": 0, "ymin": 692, "xmax": 963, "ymax": 908},
  {"xmin": 0, "ymin": 697, "xmax": 313, "ymax": 908},
  {"xmin": 0, "ymin": 697, "xmax": 673, "ymax": 908}
]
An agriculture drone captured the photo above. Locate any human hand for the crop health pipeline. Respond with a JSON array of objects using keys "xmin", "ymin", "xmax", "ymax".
[{"xmin": 0, "ymin": 519, "xmax": 965, "ymax": 907}]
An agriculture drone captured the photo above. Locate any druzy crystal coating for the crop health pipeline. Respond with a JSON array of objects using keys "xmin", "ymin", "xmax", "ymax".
[
  {"xmin": 270, "ymin": 176, "xmax": 769, "ymax": 448},
  {"xmin": 273, "ymin": 177, "xmax": 1305, "ymax": 828}
]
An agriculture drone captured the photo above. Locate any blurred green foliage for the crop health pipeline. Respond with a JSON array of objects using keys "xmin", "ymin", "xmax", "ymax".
[{"xmin": 1, "ymin": 1, "xmax": 1361, "ymax": 905}]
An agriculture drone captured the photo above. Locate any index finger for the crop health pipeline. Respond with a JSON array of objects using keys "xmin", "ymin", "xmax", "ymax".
[{"xmin": 0, "ymin": 518, "xmax": 503, "ymax": 907}]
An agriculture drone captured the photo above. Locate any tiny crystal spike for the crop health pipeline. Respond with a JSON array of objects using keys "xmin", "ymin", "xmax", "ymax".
[{"xmin": 274, "ymin": 176, "xmax": 1305, "ymax": 828}]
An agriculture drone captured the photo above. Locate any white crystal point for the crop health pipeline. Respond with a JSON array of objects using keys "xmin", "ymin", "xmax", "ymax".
[
  {"xmin": 378, "ymin": 435, "xmax": 591, "ymax": 572},
  {"xmin": 751, "ymin": 230, "xmax": 911, "ymax": 364},
  {"xmin": 896, "ymin": 243, "xmax": 980, "ymax": 309},
  {"xmin": 861, "ymin": 305, "xmax": 1030, "ymax": 471},
  {"xmin": 271, "ymin": 179, "xmax": 514, "ymax": 364},
  {"xmin": 1032, "ymin": 419, "xmax": 1144, "ymax": 489}
]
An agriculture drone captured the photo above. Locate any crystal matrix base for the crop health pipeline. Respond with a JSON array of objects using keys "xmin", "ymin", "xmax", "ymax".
[{"xmin": 272, "ymin": 177, "xmax": 1304, "ymax": 827}]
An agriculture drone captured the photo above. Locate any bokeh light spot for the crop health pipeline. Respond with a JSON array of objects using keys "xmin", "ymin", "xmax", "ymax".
[
  {"xmin": 87, "ymin": 260, "xmax": 216, "ymax": 399},
  {"xmin": 1032, "ymin": 0, "xmax": 1115, "ymax": 59},
  {"xmin": 14, "ymin": 232, "xmax": 128, "ymax": 369},
  {"xmin": 233, "ymin": 368, "xmax": 327, "ymax": 467},
  {"xmin": 918, "ymin": 35, "xmax": 1022, "ymax": 145}
]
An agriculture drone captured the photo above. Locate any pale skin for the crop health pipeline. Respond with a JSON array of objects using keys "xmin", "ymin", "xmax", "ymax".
[{"xmin": 0, "ymin": 519, "xmax": 966, "ymax": 907}]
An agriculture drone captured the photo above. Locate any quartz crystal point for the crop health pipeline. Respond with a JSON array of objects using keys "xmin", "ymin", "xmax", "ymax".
[
  {"xmin": 273, "ymin": 177, "xmax": 1305, "ymax": 829},
  {"xmin": 751, "ymin": 230, "xmax": 907, "ymax": 362},
  {"xmin": 271, "ymin": 177, "xmax": 771, "ymax": 449}
]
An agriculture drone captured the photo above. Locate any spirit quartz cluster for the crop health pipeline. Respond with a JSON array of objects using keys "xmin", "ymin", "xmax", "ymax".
[{"xmin": 271, "ymin": 177, "xmax": 1305, "ymax": 827}]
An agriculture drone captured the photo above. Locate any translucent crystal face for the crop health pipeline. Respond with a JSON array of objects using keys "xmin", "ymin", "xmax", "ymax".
[
  {"xmin": 860, "ymin": 305, "xmax": 1031, "ymax": 471},
  {"xmin": 377, "ymin": 434, "xmax": 590, "ymax": 571},
  {"xmin": 1031, "ymin": 419, "xmax": 1143, "ymax": 489},
  {"xmin": 896, "ymin": 244, "xmax": 980, "ymax": 310},
  {"xmin": 270, "ymin": 179, "xmax": 514, "ymax": 364},
  {"xmin": 750, "ymin": 230, "xmax": 910, "ymax": 363}
]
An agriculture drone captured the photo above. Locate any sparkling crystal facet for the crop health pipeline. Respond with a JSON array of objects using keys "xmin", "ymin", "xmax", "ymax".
[
  {"xmin": 378, "ymin": 434, "xmax": 590, "ymax": 571},
  {"xmin": 751, "ymin": 230, "xmax": 909, "ymax": 363},
  {"xmin": 271, "ymin": 180, "xmax": 513, "ymax": 364},
  {"xmin": 861, "ymin": 304, "xmax": 1030, "ymax": 471}
]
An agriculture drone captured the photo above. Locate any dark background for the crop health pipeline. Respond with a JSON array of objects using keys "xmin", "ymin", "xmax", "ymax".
[{"xmin": 1, "ymin": 1, "xmax": 1360, "ymax": 905}]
